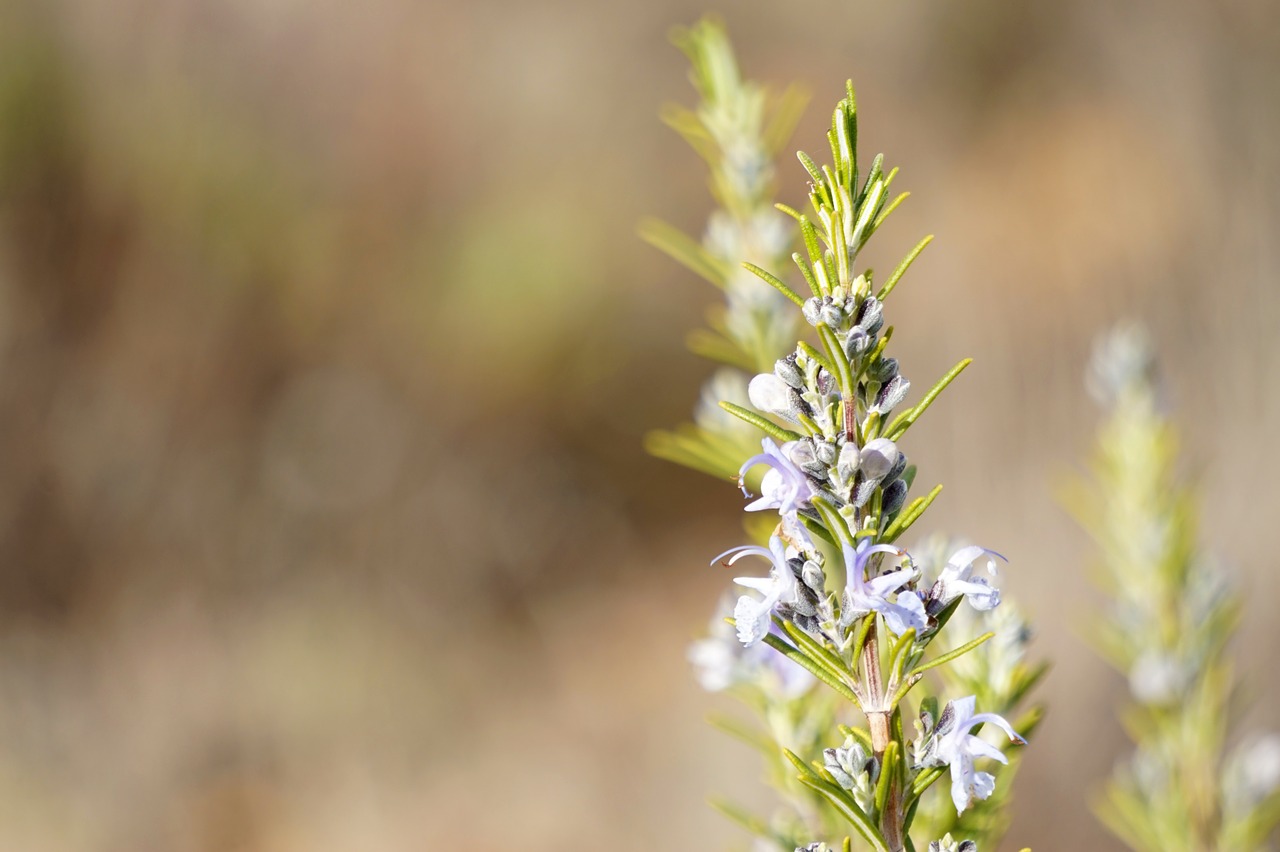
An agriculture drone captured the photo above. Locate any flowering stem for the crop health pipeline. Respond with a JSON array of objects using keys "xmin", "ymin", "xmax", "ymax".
[{"xmin": 862, "ymin": 622, "xmax": 908, "ymax": 851}]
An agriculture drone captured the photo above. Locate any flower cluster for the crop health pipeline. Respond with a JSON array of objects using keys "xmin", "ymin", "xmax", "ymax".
[
  {"xmin": 646, "ymin": 21, "xmax": 1039, "ymax": 852},
  {"xmin": 689, "ymin": 71, "xmax": 1028, "ymax": 852}
]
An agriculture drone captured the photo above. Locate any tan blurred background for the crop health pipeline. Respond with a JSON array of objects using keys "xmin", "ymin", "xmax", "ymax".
[{"xmin": 0, "ymin": 0, "xmax": 1277, "ymax": 849}]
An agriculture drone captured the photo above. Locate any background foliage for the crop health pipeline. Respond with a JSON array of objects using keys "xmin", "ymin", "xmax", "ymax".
[{"xmin": 0, "ymin": 0, "xmax": 1278, "ymax": 849}]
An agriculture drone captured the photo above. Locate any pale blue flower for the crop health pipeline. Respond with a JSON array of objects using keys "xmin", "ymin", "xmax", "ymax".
[
  {"xmin": 687, "ymin": 595, "xmax": 814, "ymax": 696},
  {"xmin": 841, "ymin": 538, "xmax": 927, "ymax": 636},
  {"xmin": 713, "ymin": 535, "xmax": 801, "ymax": 646},
  {"xmin": 926, "ymin": 695, "xmax": 1024, "ymax": 814},
  {"xmin": 936, "ymin": 545, "xmax": 1005, "ymax": 611},
  {"xmin": 739, "ymin": 438, "xmax": 816, "ymax": 516}
]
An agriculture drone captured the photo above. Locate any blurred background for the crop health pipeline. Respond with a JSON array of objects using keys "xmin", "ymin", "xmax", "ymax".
[{"xmin": 0, "ymin": 0, "xmax": 1277, "ymax": 849}]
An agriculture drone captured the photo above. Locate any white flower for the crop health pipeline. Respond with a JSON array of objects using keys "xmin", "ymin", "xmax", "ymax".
[
  {"xmin": 936, "ymin": 545, "xmax": 1005, "ymax": 611},
  {"xmin": 840, "ymin": 538, "xmax": 927, "ymax": 636},
  {"xmin": 713, "ymin": 535, "xmax": 800, "ymax": 646},
  {"xmin": 687, "ymin": 595, "xmax": 814, "ymax": 696},
  {"xmin": 738, "ymin": 438, "xmax": 816, "ymax": 516},
  {"xmin": 747, "ymin": 373, "xmax": 797, "ymax": 421},
  {"xmin": 925, "ymin": 695, "xmax": 1024, "ymax": 814}
]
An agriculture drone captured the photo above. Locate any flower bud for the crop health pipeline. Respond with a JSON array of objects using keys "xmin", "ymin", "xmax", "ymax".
[
  {"xmin": 860, "ymin": 437, "xmax": 898, "ymax": 480},
  {"xmin": 854, "ymin": 296, "xmax": 884, "ymax": 335},
  {"xmin": 886, "ymin": 451, "xmax": 908, "ymax": 483},
  {"xmin": 852, "ymin": 474, "xmax": 879, "ymax": 508},
  {"xmin": 843, "ymin": 327, "xmax": 871, "ymax": 360},
  {"xmin": 814, "ymin": 438, "xmax": 837, "ymax": 466},
  {"xmin": 820, "ymin": 301, "xmax": 845, "ymax": 327},
  {"xmin": 802, "ymin": 297, "xmax": 823, "ymax": 327},
  {"xmin": 790, "ymin": 440, "xmax": 829, "ymax": 480},
  {"xmin": 775, "ymin": 355, "xmax": 805, "ymax": 390},
  {"xmin": 882, "ymin": 478, "xmax": 908, "ymax": 515},
  {"xmin": 873, "ymin": 375, "xmax": 910, "ymax": 413},
  {"xmin": 837, "ymin": 443, "xmax": 861, "ymax": 480},
  {"xmin": 801, "ymin": 559, "xmax": 826, "ymax": 595},
  {"xmin": 869, "ymin": 356, "xmax": 899, "ymax": 382}
]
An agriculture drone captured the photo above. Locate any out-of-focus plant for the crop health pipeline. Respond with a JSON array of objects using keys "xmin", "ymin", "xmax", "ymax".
[
  {"xmin": 642, "ymin": 17, "xmax": 807, "ymax": 482},
  {"xmin": 1067, "ymin": 326, "xmax": 1280, "ymax": 851},
  {"xmin": 647, "ymin": 20, "xmax": 1041, "ymax": 852}
]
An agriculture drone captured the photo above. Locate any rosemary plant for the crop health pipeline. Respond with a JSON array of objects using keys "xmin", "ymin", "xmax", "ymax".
[
  {"xmin": 1069, "ymin": 326, "xmax": 1280, "ymax": 851},
  {"xmin": 643, "ymin": 18, "xmax": 806, "ymax": 482},
  {"xmin": 646, "ymin": 22, "xmax": 1041, "ymax": 852}
]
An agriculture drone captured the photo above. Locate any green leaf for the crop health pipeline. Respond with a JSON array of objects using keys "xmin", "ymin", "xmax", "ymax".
[
  {"xmin": 657, "ymin": 104, "xmax": 717, "ymax": 162},
  {"xmin": 801, "ymin": 515, "xmax": 838, "ymax": 548},
  {"xmin": 762, "ymin": 633, "xmax": 860, "ymax": 703},
  {"xmin": 792, "ymin": 251, "xmax": 822, "ymax": 298},
  {"xmin": 873, "ymin": 739, "xmax": 899, "ymax": 817},
  {"xmin": 638, "ymin": 217, "xmax": 730, "ymax": 287},
  {"xmin": 910, "ymin": 765, "xmax": 947, "ymax": 799},
  {"xmin": 851, "ymin": 611, "xmax": 877, "ymax": 659},
  {"xmin": 812, "ymin": 496, "xmax": 854, "ymax": 547},
  {"xmin": 838, "ymin": 724, "xmax": 875, "ymax": 752},
  {"xmin": 776, "ymin": 202, "xmax": 805, "ymax": 223},
  {"xmin": 742, "ymin": 262, "xmax": 805, "ymax": 307},
  {"xmin": 877, "ymin": 234, "xmax": 933, "ymax": 300},
  {"xmin": 800, "ymin": 216, "xmax": 825, "ymax": 271},
  {"xmin": 886, "ymin": 358, "xmax": 972, "ymax": 440},
  {"xmin": 896, "ymin": 631, "xmax": 996, "ymax": 702},
  {"xmin": 858, "ymin": 153, "xmax": 884, "ymax": 207},
  {"xmin": 797, "ymin": 150, "xmax": 825, "ymax": 187},
  {"xmin": 718, "ymin": 401, "xmax": 804, "ymax": 443},
  {"xmin": 887, "ymin": 627, "xmax": 918, "ymax": 682},
  {"xmin": 883, "ymin": 484, "xmax": 943, "ymax": 543},
  {"xmin": 779, "ymin": 618, "xmax": 856, "ymax": 693},
  {"xmin": 797, "ymin": 341, "xmax": 837, "ymax": 379},
  {"xmin": 850, "ymin": 179, "xmax": 883, "ymax": 252},
  {"xmin": 785, "ymin": 752, "xmax": 890, "ymax": 852},
  {"xmin": 817, "ymin": 324, "xmax": 856, "ymax": 398},
  {"xmin": 865, "ymin": 191, "xmax": 909, "ymax": 240}
]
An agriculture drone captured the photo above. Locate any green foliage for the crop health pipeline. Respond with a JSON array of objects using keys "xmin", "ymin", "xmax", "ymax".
[
  {"xmin": 643, "ymin": 17, "xmax": 808, "ymax": 483},
  {"xmin": 1068, "ymin": 326, "xmax": 1280, "ymax": 851},
  {"xmin": 651, "ymin": 21, "xmax": 1040, "ymax": 852}
]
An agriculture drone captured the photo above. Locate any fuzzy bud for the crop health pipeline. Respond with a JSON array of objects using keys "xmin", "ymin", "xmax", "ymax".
[
  {"xmin": 794, "ymin": 446, "xmax": 829, "ymax": 481},
  {"xmin": 860, "ymin": 438, "xmax": 898, "ymax": 481},
  {"xmin": 886, "ymin": 451, "xmax": 908, "ymax": 483},
  {"xmin": 814, "ymin": 438, "xmax": 837, "ymax": 466},
  {"xmin": 775, "ymin": 356, "xmax": 805, "ymax": 390},
  {"xmin": 873, "ymin": 375, "xmax": 910, "ymax": 413},
  {"xmin": 843, "ymin": 327, "xmax": 872, "ymax": 360},
  {"xmin": 820, "ymin": 301, "xmax": 845, "ymax": 328},
  {"xmin": 837, "ymin": 443, "xmax": 861, "ymax": 481},
  {"xmin": 854, "ymin": 296, "xmax": 884, "ymax": 335},
  {"xmin": 852, "ymin": 473, "xmax": 879, "ymax": 508},
  {"xmin": 801, "ymin": 559, "xmax": 826, "ymax": 595},
  {"xmin": 802, "ymin": 297, "xmax": 823, "ymax": 327},
  {"xmin": 882, "ymin": 478, "xmax": 908, "ymax": 515},
  {"xmin": 869, "ymin": 357, "xmax": 899, "ymax": 383}
]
